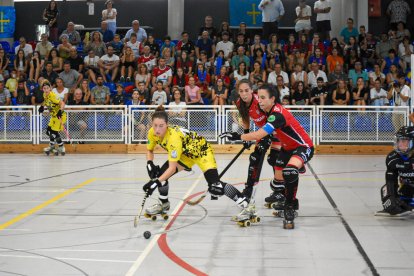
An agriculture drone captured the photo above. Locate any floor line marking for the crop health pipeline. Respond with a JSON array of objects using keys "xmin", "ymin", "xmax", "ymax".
[
  {"xmin": 0, "ymin": 254, "xmax": 135, "ymax": 263},
  {"xmin": 125, "ymin": 173, "xmax": 204, "ymax": 276},
  {"xmin": 0, "ymin": 178, "xmax": 96, "ymax": 231}
]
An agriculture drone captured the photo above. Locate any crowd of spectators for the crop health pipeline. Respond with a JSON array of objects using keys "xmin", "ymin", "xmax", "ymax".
[{"xmin": 0, "ymin": 0, "xmax": 412, "ymax": 111}]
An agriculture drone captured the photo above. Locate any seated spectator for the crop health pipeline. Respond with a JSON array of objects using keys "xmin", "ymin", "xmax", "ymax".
[
  {"xmin": 291, "ymin": 48, "xmax": 307, "ymax": 73},
  {"xmin": 0, "ymin": 80, "xmax": 11, "ymax": 106},
  {"xmin": 327, "ymin": 63, "xmax": 348, "ymax": 94},
  {"xmin": 83, "ymin": 50, "xmax": 100, "ymax": 84},
  {"xmin": 126, "ymin": 89, "xmax": 145, "ymax": 106},
  {"xmin": 308, "ymin": 33, "xmax": 325, "ymax": 57},
  {"xmin": 31, "ymin": 78, "xmax": 44, "ymax": 106},
  {"xmin": 310, "ymin": 77, "xmax": 328, "ymax": 105},
  {"xmin": 162, "ymin": 47, "xmax": 175, "ymax": 68},
  {"xmin": 348, "ymin": 61, "xmax": 368, "ymax": 89},
  {"xmin": 281, "ymin": 95, "xmax": 290, "ymax": 105},
  {"xmin": 126, "ymin": 33, "xmax": 142, "ymax": 58},
  {"xmin": 14, "ymin": 49, "xmax": 28, "ymax": 78},
  {"xmin": 135, "ymin": 63, "xmax": 151, "ymax": 90},
  {"xmin": 48, "ymin": 48, "xmax": 63, "ymax": 73},
  {"xmin": 211, "ymin": 78, "xmax": 228, "ymax": 106},
  {"xmin": 194, "ymin": 63, "xmax": 211, "ymax": 99},
  {"xmin": 57, "ymin": 34, "xmax": 72, "ymax": 60},
  {"xmin": 197, "ymin": 50, "xmax": 212, "ymax": 72},
  {"xmin": 345, "ymin": 48, "xmax": 360, "ymax": 71},
  {"xmin": 267, "ymin": 33, "xmax": 283, "ymax": 59},
  {"xmin": 359, "ymin": 36, "xmax": 376, "ymax": 69},
  {"xmin": 308, "ymin": 47, "xmax": 326, "ymax": 72},
  {"xmin": 326, "ymin": 37, "xmax": 343, "ymax": 56},
  {"xmin": 14, "ymin": 79, "xmax": 31, "ymax": 105},
  {"xmin": 52, "ymin": 77, "xmax": 69, "ymax": 102},
  {"xmin": 112, "ymin": 83, "xmax": 126, "ymax": 105},
  {"xmin": 135, "ymin": 81, "xmax": 150, "ymax": 104},
  {"xmin": 0, "ymin": 48, "xmax": 9, "ymax": 80},
  {"xmin": 14, "ymin": 37, "xmax": 33, "ymax": 58},
  {"xmin": 370, "ymin": 78, "xmax": 388, "ymax": 107},
  {"xmin": 108, "ymin": 34, "xmax": 124, "ymax": 56},
  {"xmin": 308, "ymin": 61, "xmax": 327, "ymax": 89},
  {"xmin": 291, "ymin": 81, "xmax": 309, "ymax": 105},
  {"xmin": 275, "ymin": 75, "xmax": 290, "ymax": 101},
  {"xmin": 284, "ymin": 34, "xmax": 299, "ymax": 70},
  {"xmin": 250, "ymin": 34, "xmax": 266, "ymax": 59},
  {"xmin": 169, "ymin": 87, "xmax": 187, "ymax": 127},
  {"xmin": 29, "ymin": 51, "xmax": 44, "ymax": 83},
  {"xmin": 99, "ymin": 21, "xmax": 114, "ymax": 44},
  {"xmin": 66, "ymin": 47, "xmax": 84, "ymax": 74},
  {"xmin": 196, "ymin": 31, "xmax": 215, "ymax": 62},
  {"xmin": 41, "ymin": 62, "xmax": 59, "ymax": 85},
  {"xmin": 216, "ymin": 31, "xmax": 234, "ymax": 61},
  {"xmin": 376, "ymin": 33, "xmax": 394, "ymax": 62},
  {"xmin": 199, "ymin": 15, "xmax": 218, "ymax": 41},
  {"xmin": 234, "ymin": 32, "xmax": 250, "ymax": 56},
  {"xmin": 297, "ymin": 33, "xmax": 309, "ymax": 57},
  {"xmin": 386, "ymin": 64, "xmax": 400, "ymax": 88},
  {"xmin": 217, "ymin": 21, "xmax": 233, "ymax": 42},
  {"xmin": 124, "ymin": 20, "xmax": 147, "ymax": 43},
  {"xmin": 295, "ymin": 0, "xmax": 312, "ymax": 36},
  {"xmin": 5, "ymin": 69, "xmax": 17, "ymax": 95},
  {"xmin": 35, "ymin": 33, "xmax": 53, "ymax": 60},
  {"xmin": 232, "ymin": 61, "xmax": 249, "ymax": 87},
  {"xmin": 144, "ymin": 35, "xmax": 160, "ymax": 57},
  {"xmin": 387, "ymin": 73, "xmax": 410, "ymax": 107},
  {"xmin": 62, "ymin": 22, "xmax": 81, "ymax": 46},
  {"xmin": 343, "ymin": 36, "xmax": 360, "ymax": 62},
  {"xmin": 352, "ymin": 77, "xmax": 369, "ymax": 109},
  {"xmin": 59, "ymin": 61, "xmax": 83, "ymax": 92},
  {"xmin": 98, "ymin": 45, "xmax": 120, "ymax": 82},
  {"xmin": 138, "ymin": 45, "xmax": 156, "ymax": 72},
  {"xmin": 160, "ymin": 36, "xmax": 176, "ymax": 57},
  {"xmin": 176, "ymin": 50, "xmax": 194, "ymax": 75},
  {"xmin": 68, "ymin": 87, "xmax": 90, "ymax": 105},
  {"xmin": 369, "ymin": 63, "xmax": 386, "ymax": 88},
  {"xmin": 78, "ymin": 79, "xmax": 92, "ymax": 104},
  {"xmin": 151, "ymin": 57, "xmax": 172, "ymax": 95},
  {"xmin": 176, "ymin": 31, "xmax": 195, "ymax": 59},
  {"xmin": 339, "ymin": 18, "xmax": 359, "ymax": 47},
  {"xmin": 250, "ymin": 61, "xmax": 267, "ymax": 84},
  {"xmin": 252, "ymin": 48, "xmax": 267, "ymax": 71},
  {"xmin": 84, "ymin": 31, "xmax": 107, "ymax": 58},
  {"xmin": 120, "ymin": 46, "xmax": 136, "ymax": 82},
  {"xmin": 332, "ymin": 79, "xmax": 350, "ymax": 105},
  {"xmin": 398, "ymin": 36, "xmax": 413, "ymax": 70},
  {"xmin": 91, "ymin": 75, "xmax": 110, "ymax": 105},
  {"xmin": 236, "ymin": 22, "xmax": 251, "ymax": 44},
  {"xmin": 185, "ymin": 76, "xmax": 203, "ymax": 105},
  {"xmin": 172, "ymin": 67, "xmax": 187, "ymax": 91},
  {"xmin": 326, "ymin": 48, "xmax": 344, "ymax": 74},
  {"xmin": 152, "ymin": 80, "xmax": 168, "ymax": 105},
  {"xmin": 268, "ymin": 48, "xmax": 285, "ymax": 72},
  {"xmin": 268, "ymin": 62, "xmax": 289, "ymax": 86},
  {"xmin": 215, "ymin": 66, "xmax": 231, "ymax": 89},
  {"xmin": 395, "ymin": 22, "xmax": 411, "ymax": 44},
  {"xmin": 291, "ymin": 63, "xmax": 308, "ymax": 88}
]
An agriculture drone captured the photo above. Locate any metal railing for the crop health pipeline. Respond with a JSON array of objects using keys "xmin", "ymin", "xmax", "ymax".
[{"xmin": 0, "ymin": 106, "xmax": 35, "ymax": 143}]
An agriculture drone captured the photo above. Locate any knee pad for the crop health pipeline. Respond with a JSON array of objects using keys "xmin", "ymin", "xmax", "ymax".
[
  {"xmin": 267, "ymin": 148, "xmax": 280, "ymax": 167},
  {"xmin": 158, "ymin": 180, "xmax": 169, "ymax": 199},
  {"xmin": 282, "ymin": 165, "xmax": 299, "ymax": 184},
  {"xmin": 208, "ymin": 180, "xmax": 226, "ymax": 196},
  {"xmin": 46, "ymin": 126, "xmax": 55, "ymax": 140},
  {"xmin": 249, "ymin": 150, "xmax": 261, "ymax": 167}
]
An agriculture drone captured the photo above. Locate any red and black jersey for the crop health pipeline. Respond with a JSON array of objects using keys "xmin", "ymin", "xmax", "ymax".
[
  {"xmin": 236, "ymin": 94, "xmax": 267, "ymax": 128},
  {"xmin": 263, "ymin": 103, "xmax": 313, "ymax": 151}
]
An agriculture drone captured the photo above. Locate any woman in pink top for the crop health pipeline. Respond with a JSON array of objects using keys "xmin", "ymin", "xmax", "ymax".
[{"xmin": 185, "ymin": 76, "xmax": 203, "ymax": 105}]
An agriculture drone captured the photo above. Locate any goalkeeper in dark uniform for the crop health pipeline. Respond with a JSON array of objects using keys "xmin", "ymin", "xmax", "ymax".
[
  {"xmin": 38, "ymin": 80, "xmax": 67, "ymax": 155},
  {"xmin": 377, "ymin": 126, "xmax": 414, "ymax": 216}
]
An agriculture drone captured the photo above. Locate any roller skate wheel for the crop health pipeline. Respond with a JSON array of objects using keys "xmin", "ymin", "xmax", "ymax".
[
  {"xmin": 283, "ymin": 220, "xmax": 294, "ymax": 229},
  {"xmin": 264, "ymin": 203, "xmax": 272, "ymax": 209},
  {"xmin": 144, "ymin": 213, "xmax": 151, "ymax": 219},
  {"xmin": 161, "ymin": 214, "xmax": 169, "ymax": 220},
  {"xmin": 272, "ymin": 210, "xmax": 282, "ymax": 217},
  {"xmin": 61, "ymin": 152, "xmax": 65, "ymax": 156},
  {"xmin": 244, "ymin": 220, "xmax": 251, "ymax": 227},
  {"xmin": 255, "ymin": 217, "xmax": 261, "ymax": 223},
  {"xmin": 45, "ymin": 152, "xmax": 50, "ymax": 156},
  {"xmin": 54, "ymin": 151, "xmax": 58, "ymax": 156},
  {"xmin": 151, "ymin": 215, "xmax": 157, "ymax": 221},
  {"xmin": 270, "ymin": 203, "xmax": 277, "ymax": 209}
]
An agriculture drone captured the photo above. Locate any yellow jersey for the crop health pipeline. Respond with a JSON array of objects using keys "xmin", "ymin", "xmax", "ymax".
[
  {"xmin": 147, "ymin": 126, "xmax": 211, "ymax": 162},
  {"xmin": 43, "ymin": 91, "xmax": 62, "ymax": 116}
]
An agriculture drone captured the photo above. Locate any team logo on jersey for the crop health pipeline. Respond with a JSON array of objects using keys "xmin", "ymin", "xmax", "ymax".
[
  {"xmin": 171, "ymin": 150, "xmax": 177, "ymax": 158},
  {"xmin": 268, "ymin": 115, "xmax": 276, "ymax": 122}
]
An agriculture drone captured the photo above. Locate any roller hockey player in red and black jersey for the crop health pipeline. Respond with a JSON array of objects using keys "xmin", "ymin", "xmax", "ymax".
[
  {"xmin": 376, "ymin": 126, "xmax": 414, "ymax": 217},
  {"xmin": 221, "ymin": 84, "xmax": 314, "ymax": 229}
]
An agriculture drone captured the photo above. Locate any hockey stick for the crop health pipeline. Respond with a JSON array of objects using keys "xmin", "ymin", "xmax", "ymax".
[
  {"xmin": 186, "ymin": 143, "xmax": 251, "ymax": 206},
  {"xmin": 134, "ymin": 192, "xmax": 149, "ymax": 227},
  {"xmin": 59, "ymin": 117, "xmax": 75, "ymax": 147}
]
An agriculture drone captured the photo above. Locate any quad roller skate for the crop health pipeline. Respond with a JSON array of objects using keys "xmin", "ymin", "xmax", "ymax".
[
  {"xmin": 283, "ymin": 204, "xmax": 296, "ymax": 230},
  {"xmin": 44, "ymin": 145, "xmax": 56, "ymax": 156},
  {"xmin": 55, "ymin": 146, "xmax": 66, "ymax": 156},
  {"xmin": 144, "ymin": 201, "xmax": 170, "ymax": 221},
  {"xmin": 272, "ymin": 199, "xmax": 299, "ymax": 218},
  {"xmin": 234, "ymin": 204, "xmax": 261, "ymax": 227},
  {"xmin": 264, "ymin": 190, "xmax": 285, "ymax": 209}
]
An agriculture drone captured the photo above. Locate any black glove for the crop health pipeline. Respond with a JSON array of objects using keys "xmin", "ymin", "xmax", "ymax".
[
  {"xmin": 38, "ymin": 105, "xmax": 44, "ymax": 113},
  {"xmin": 243, "ymin": 129, "xmax": 250, "ymax": 134},
  {"xmin": 143, "ymin": 178, "xmax": 162, "ymax": 196},
  {"xmin": 208, "ymin": 181, "xmax": 225, "ymax": 196},
  {"xmin": 219, "ymin": 132, "xmax": 241, "ymax": 141},
  {"xmin": 56, "ymin": 110, "xmax": 63, "ymax": 119},
  {"xmin": 147, "ymin": 161, "xmax": 160, "ymax": 179}
]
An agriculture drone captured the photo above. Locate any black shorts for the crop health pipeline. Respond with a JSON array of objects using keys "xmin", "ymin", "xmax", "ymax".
[
  {"xmin": 316, "ymin": 20, "xmax": 331, "ymax": 32},
  {"xmin": 275, "ymin": 146, "xmax": 314, "ymax": 169}
]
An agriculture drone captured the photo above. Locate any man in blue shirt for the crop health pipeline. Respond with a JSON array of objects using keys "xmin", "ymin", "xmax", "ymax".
[
  {"xmin": 99, "ymin": 21, "xmax": 114, "ymax": 44},
  {"xmin": 339, "ymin": 18, "xmax": 359, "ymax": 46},
  {"xmin": 258, "ymin": 0, "xmax": 285, "ymax": 41},
  {"xmin": 124, "ymin": 20, "xmax": 147, "ymax": 43},
  {"xmin": 196, "ymin": 31, "xmax": 216, "ymax": 61}
]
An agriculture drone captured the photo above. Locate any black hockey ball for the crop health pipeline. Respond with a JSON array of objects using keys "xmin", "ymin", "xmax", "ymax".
[{"xmin": 143, "ymin": 231, "xmax": 151, "ymax": 239}]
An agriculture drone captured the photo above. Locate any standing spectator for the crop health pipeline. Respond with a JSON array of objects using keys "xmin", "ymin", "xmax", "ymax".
[
  {"xmin": 196, "ymin": 31, "xmax": 215, "ymax": 61},
  {"xmin": 268, "ymin": 62, "xmax": 289, "ymax": 86},
  {"xmin": 0, "ymin": 81, "xmax": 11, "ymax": 106},
  {"xmin": 91, "ymin": 75, "xmax": 110, "ymax": 105},
  {"xmin": 258, "ymin": 0, "xmax": 285, "ymax": 41},
  {"xmin": 98, "ymin": 45, "xmax": 120, "ymax": 83},
  {"xmin": 124, "ymin": 20, "xmax": 147, "ymax": 43},
  {"xmin": 35, "ymin": 33, "xmax": 53, "ymax": 60},
  {"xmin": 387, "ymin": 0, "xmax": 411, "ymax": 29},
  {"xmin": 370, "ymin": 78, "xmax": 388, "ymax": 107},
  {"xmin": 59, "ymin": 62, "xmax": 83, "ymax": 92},
  {"xmin": 120, "ymin": 46, "xmax": 136, "ymax": 82},
  {"xmin": 199, "ymin": 15, "xmax": 218, "ymax": 41},
  {"xmin": 151, "ymin": 81, "xmax": 168, "ymax": 105},
  {"xmin": 295, "ymin": 0, "xmax": 312, "ymax": 36},
  {"xmin": 151, "ymin": 57, "xmax": 172, "ymax": 95},
  {"xmin": 291, "ymin": 81, "xmax": 309, "ymax": 105},
  {"xmin": 102, "ymin": 0, "xmax": 117, "ymax": 34},
  {"xmin": 216, "ymin": 32, "xmax": 234, "ymax": 61},
  {"xmin": 310, "ymin": 77, "xmax": 328, "ymax": 105},
  {"xmin": 41, "ymin": 62, "xmax": 59, "ymax": 85},
  {"xmin": 185, "ymin": 76, "xmax": 203, "ymax": 105},
  {"xmin": 348, "ymin": 61, "xmax": 368, "ymax": 89},
  {"xmin": 176, "ymin": 31, "xmax": 195, "ymax": 59},
  {"xmin": 14, "ymin": 37, "xmax": 33, "ymax": 59},
  {"xmin": 83, "ymin": 50, "xmax": 100, "ymax": 84},
  {"xmin": 230, "ymin": 46, "xmax": 250, "ymax": 71},
  {"xmin": 339, "ymin": 18, "xmax": 358, "ymax": 46},
  {"xmin": 332, "ymin": 79, "xmax": 350, "ymax": 106},
  {"xmin": 352, "ymin": 77, "xmax": 369, "ymax": 109},
  {"xmin": 308, "ymin": 61, "xmax": 327, "ymax": 89},
  {"xmin": 43, "ymin": 0, "xmax": 59, "ymax": 42},
  {"xmin": 85, "ymin": 31, "xmax": 107, "ymax": 57},
  {"xmin": 99, "ymin": 21, "xmax": 114, "ymax": 44},
  {"xmin": 387, "ymin": 73, "xmax": 410, "ymax": 112},
  {"xmin": 62, "ymin": 22, "xmax": 81, "ymax": 46},
  {"xmin": 314, "ymin": 0, "xmax": 332, "ymax": 41},
  {"xmin": 66, "ymin": 47, "xmax": 84, "ymax": 74}
]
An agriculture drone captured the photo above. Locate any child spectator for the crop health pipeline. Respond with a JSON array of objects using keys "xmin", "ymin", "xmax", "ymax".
[
  {"xmin": 152, "ymin": 80, "xmax": 168, "ymax": 105},
  {"xmin": 112, "ymin": 83, "xmax": 125, "ymax": 105}
]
